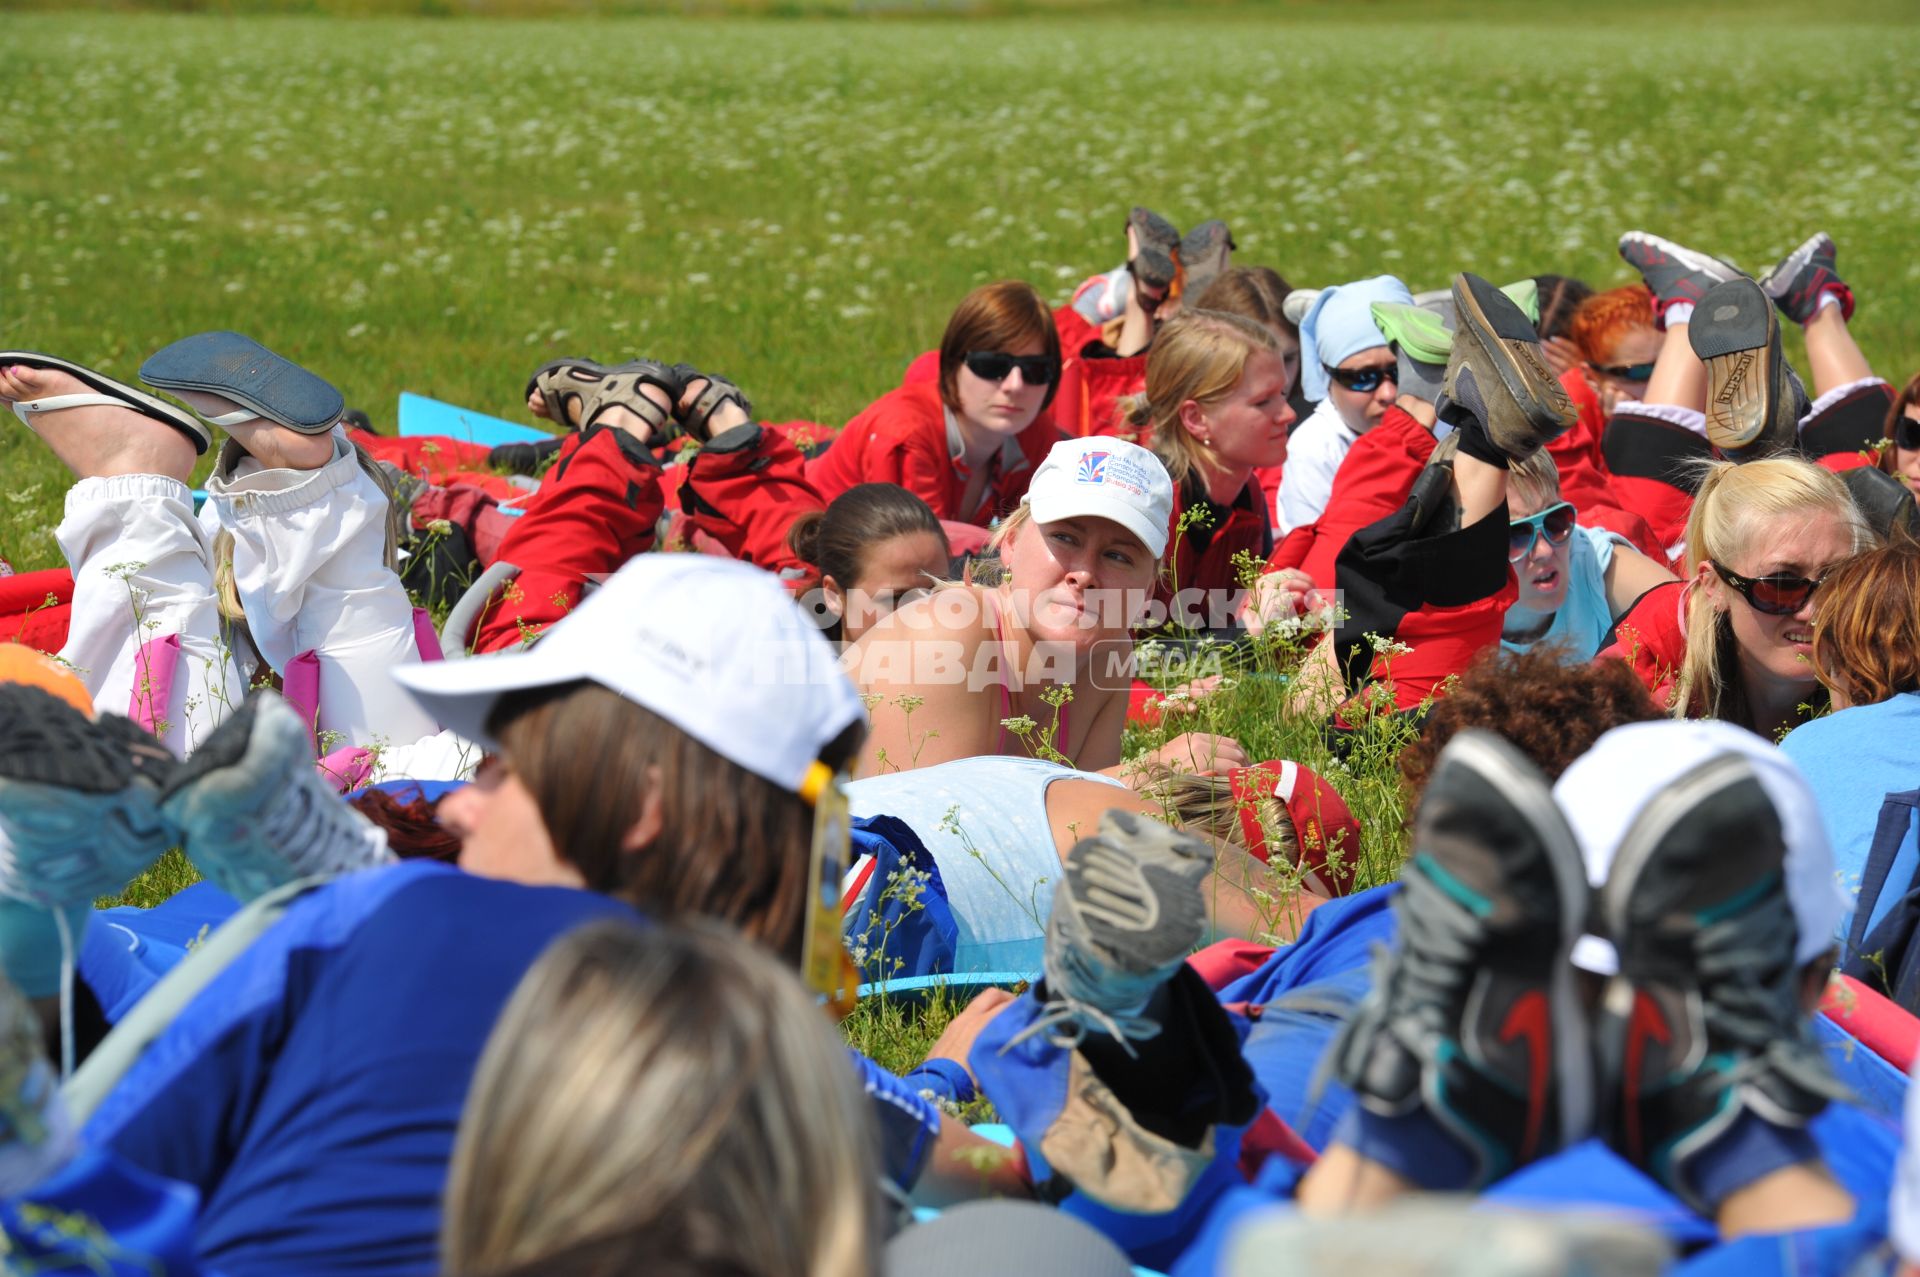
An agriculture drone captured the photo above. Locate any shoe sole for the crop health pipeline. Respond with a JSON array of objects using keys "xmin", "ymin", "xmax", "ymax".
[
  {"xmin": 1449, "ymin": 273, "xmax": 1576, "ymax": 458},
  {"xmin": 1057, "ymin": 809, "xmax": 1213, "ymax": 979},
  {"xmin": 0, "ymin": 687, "xmax": 173, "ymax": 903},
  {"xmin": 1595, "ymin": 753, "xmax": 1789, "ymax": 1186},
  {"xmin": 1689, "ymin": 278, "xmax": 1789, "ymax": 457},
  {"xmin": 1426, "ymin": 731, "xmax": 1595, "ymax": 1150},
  {"xmin": 161, "ymin": 694, "xmax": 336, "ymax": 901}
]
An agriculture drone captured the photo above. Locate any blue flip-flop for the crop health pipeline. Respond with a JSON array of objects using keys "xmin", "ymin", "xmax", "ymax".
[
  {"xmin": 0, "ymin": 351, "xmax": 211, "ymax": 454},
  {"xmin": 140, "ymin": 332, "xmax": 344, "ymax": 435}
]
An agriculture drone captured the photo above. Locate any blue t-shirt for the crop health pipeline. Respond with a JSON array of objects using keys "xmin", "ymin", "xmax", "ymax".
[
  {"xmin": 1780, "ymin": 692, "xmax": 1920, "ymax": 945},
  {"xmin": 1502, "ymin": 524, "xmax": 1627, "ymax": 663},
  {"xmin": 87, "ymin": 862, "xmax": 637, "ymax": 1277}
]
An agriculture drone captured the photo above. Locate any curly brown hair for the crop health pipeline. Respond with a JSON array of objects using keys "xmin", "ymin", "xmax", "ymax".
[{"xmin": 1398, "ymin": 647, "xmax": 1665, "ymax": 820}]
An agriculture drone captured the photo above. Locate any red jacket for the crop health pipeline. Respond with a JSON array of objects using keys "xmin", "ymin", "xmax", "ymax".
[
  {"xmin": 805, "ymin": 381, "xmax": 1059, "ymax": 526},
  {"xmin": 1265, "ymin": 404, "xmax": 1436, "ymax": 589},
  {"xmin": 1162, "ymin": 475, "xmax": 1272, "ymax": 615},
  {"xmin": 1053, "ymin": 306, "xmax": 1149, "ymax": 441},
  {"xmin": 1595, "ymin": 578, "xmax": 1687, "ymax": 710}
]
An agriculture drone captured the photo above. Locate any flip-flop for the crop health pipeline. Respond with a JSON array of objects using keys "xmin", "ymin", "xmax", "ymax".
[
  {"xmin": 139, "ymin": 331, "xmax": 344, "ymax": 435},
  {"xmin": 0, "ymin": 351, "xmax": 211, "ymax": 455}
]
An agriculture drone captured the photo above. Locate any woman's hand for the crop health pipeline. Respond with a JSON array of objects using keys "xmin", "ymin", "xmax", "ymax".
[
  {"xmin": 1540, "ymin": 335, "xmax": 1582, "ymax": 378},
  {"xmin": 1241, "ymin": 568, "xmax": 1326, "ymax": 636},
  {"xmin": 922, "ymin": 988, "xmax": 1016, "ymax": 1078}
]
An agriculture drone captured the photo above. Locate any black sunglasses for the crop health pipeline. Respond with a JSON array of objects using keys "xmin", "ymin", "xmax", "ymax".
[
  {"xmin": 964, "ymin": 351, "xmax": 1057, "ymax": 386},
  {"xmin": 1895, "ymin": 415, "xmax": 1920, "ymax": 452},
  {"xmin": 1508, "ymin": 501, "xmax": 1577, "ymax": 562},
  {"xmin": 1323, "ymin": 362, "xmax": 1399, "ymax": 394},
  {"xmin": 1711, "ymin": 560, "xmax": 1830, "ymax": 616},
  {"xmin": 1594, "ymin": 361, "xmax": 1655, "ymax": 382}
]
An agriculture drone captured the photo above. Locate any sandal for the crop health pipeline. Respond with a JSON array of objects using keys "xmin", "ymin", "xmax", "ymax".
[
  {"xmin": 1, "ymin": 351, "xmax": 211, "ymax": 454},
  {"xmin": 139, "ymin": 331, "xmax": 342, "ymax": 435},
  {"xmin": 523, "ymin": 358, "xmax": 609, "ymax": 428},
  {"xmin": 674, "ymin": 370, "xmax": 754, "ymax": 444},
  {"xmin": 575, "ymin": 358, "xmax": 688, "ymax": 445}
]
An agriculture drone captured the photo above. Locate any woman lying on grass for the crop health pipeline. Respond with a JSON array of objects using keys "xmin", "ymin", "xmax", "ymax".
[{"xmin": 848, "ymin": 434, "xmax": 1247, "ymax": 783}]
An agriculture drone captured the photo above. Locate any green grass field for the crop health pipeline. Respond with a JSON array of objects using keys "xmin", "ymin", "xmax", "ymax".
[
  {"xmin": 7, "ymin": 3, "xmax": 1920, "ymax": 1071},
  {"xmin": 6, "ymin": 4, "xmax": 1920, "ymax": 575}
]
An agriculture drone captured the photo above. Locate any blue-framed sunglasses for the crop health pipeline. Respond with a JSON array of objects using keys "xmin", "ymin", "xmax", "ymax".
[{"xmin": 1508, "ymin": 501, "xmax": 1576, "ymax": 562}]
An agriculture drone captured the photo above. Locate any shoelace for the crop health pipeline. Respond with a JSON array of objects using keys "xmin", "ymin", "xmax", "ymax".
[{"xmin": 999, "ymin": 996, "xmax": 1161, "ymax": 1060}]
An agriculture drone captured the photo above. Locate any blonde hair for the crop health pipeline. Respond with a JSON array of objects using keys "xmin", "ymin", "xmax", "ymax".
[
  {"xmin": 1507, "ymin": 448, "xmax": 1561, "ymax": 513},
  {"xmin": 1144, "ymin": 771, "xmax": 1300, "ymax": 868},
  {"xmin": 1675, "ymin": 457, "xmax": 1871, "ymax": 724},
  {"xmin": 1124, "ymin": 310, "xmax": 1280, "ymax": 486},
  {"xmin": 442, "ymin": 921, "xmax": 880, "ymax": 1277}
]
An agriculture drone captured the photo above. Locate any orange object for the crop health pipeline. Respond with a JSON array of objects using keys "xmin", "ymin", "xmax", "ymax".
[{"xmin": 0, "ymin": 642, "xmax": 93, "ymax": 715}]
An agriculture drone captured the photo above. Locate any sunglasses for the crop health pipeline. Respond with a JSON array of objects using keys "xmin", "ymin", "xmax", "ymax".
[
  {"xmin": 1711, "ymin": 560, "xmax": 1830, "ymax": 616},
  {"xmin": 1323, "ymin": 362, "xmax": 1399, "ymax": 394},
  {"xmin": 1508, "ymin": 501, "xmax": 1577, "ymax": 562},
  {"xmin": 1594, "ymin": 361, "xmax": 1655, "ymax": 382},
  {"xmin": 1895, "ymin": 415, "xmax": 1920, "ymax": 452},
  {"xmin": 964, "ymin": 351, "xmax": 1057, "ymax": 386}
]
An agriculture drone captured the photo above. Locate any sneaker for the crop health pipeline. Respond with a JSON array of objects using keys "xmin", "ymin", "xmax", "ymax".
[
  {"xmin": 1443, "ymin": 272, "xmax": 1577, "ymax": 461},
  {"xmin": 1329, "ymin": 730, "xmax": 1593, "ymax": 1188},
  {"xmin": 160, "ymin": 691, "xmax": 393, "ymax": 903},
  {"xmin": 1617, "ymin": 232, "xmax": 1743, "ymax": 330},
  {"xmin": 1594, "ymin": 752, "xmax": 1845, "ymax": 1213},
  {"xmin": 1758, "ymin": 232, "xmax": 1855, "ymax": 326},
  {"xmin": 1689, "ymin": 276, "xmax": 1808, "ymax": 459},
  {"xmin": 1178, "ymin": 219, "xmax": 1236, "ymax": 302},
  {"xmin": 1007, "ymin": 808, "xmax": 1215, "ymax": 1056},
  {"xmin": 0, "ymin": 684, "xmax": 177, "ymax": 906}
]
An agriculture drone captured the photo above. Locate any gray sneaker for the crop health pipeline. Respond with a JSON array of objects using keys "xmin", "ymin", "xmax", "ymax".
[
  {"xmin": 1757, "ymin": 232, "xmax": 1855, "ymax": 326},
  {"xmin": 0, "ymin": 684, "xmax": 177, "ymax": 906},
  {"xmin": 160, "ymin": 691, "xmax": 393, "ymax": 903},
  {"xmin": 1008, "ymin": 809, "xmax": 1214, "ymax": 1055},
  {"xmin": 1442, "ymin": 272, "xmax": 1576, "ymax": 461},
  {"xmin": 1617, "ymin": 231, "xmax": 1743, "ymax": 329}
]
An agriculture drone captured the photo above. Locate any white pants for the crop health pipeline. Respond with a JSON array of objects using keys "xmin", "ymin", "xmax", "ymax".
[
  {"xmin": 59, "ymin": 431, "xmax": 439, "ymax": 754},
  {"xmin": 56, "ymin": 475, "xmax": 246, "ymax": 756}
]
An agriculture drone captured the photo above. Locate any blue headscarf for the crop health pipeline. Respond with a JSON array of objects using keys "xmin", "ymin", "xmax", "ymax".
[{"xmin": 1299, "ymin": 275, "xmax": 1413, "ymax": 402}]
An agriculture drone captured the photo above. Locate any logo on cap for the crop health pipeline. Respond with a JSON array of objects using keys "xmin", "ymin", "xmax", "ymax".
[{"xmin": 1078, "ymin": 451, "xmax": 1110, "ymax": 485}]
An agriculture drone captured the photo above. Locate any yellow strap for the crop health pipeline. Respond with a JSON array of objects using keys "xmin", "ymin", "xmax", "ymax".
[{"xmin": 798, "ymin": 760, "xmax": 833, "ymax": 806}]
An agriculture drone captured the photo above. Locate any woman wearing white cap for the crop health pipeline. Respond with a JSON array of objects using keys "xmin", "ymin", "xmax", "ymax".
[{"xmin": 848, "ymin": 435, "xmax": 1247, "ymax": 784}]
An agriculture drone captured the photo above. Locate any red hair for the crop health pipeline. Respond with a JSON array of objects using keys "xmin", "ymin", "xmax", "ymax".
[{"xmin": 1569, "ymin": 284, "xmax": 1656, "ymax": 365}]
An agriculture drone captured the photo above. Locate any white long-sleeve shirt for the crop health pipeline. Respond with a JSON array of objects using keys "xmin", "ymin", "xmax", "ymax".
[{"xmin": 1275, "ymin": 398, "xmax": 1359, "ymax": 536}]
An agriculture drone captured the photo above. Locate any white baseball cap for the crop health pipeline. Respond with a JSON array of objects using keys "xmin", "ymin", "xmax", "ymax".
[
  {"xmin": 1553, "ymin": 720, "xmax": 1848, "ymax": 976},
  {"xmin": 1023, "ymin": 437, "xmax": 1174, "ymax": 559},
  {"xmin": 393, "ymin": 555, "xmax": 867, "ymax": 793}
]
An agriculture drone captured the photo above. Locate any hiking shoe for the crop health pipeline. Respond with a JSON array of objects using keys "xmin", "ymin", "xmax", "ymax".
[
  {"xmin": 1690, "ymin": 277, "xmax": 1808, "ymax": 460},
  {"xmin": 1594, "ymin": 752, "xmax": 1846, "ymax": 1213},
  {"xmin": 0, "ymin": 685, "xmax": 177, "ymax": 905},
  {"xmin": 1329, "ymin": 730, "xmax": 1593, "ymax": 1188},
  {"xmin": 1178, "ymin": 219, "xmax": 1236, "ymax": 302},
  {"xmin": 1442, "ymin": 272, "xmax": 1576, "ymax": 461},
  {"xmin": 1008, "ymin": 808, "xmax": 1214, "ymax": 1056},
  {"xmin": 1127, "ymin": 206, "xmax": 1182, "ymax": 301},
  {"xmin": 1618, "ymin": 232, "xmax": 1743, "ymax": 330},
  {"xmin": 1758, "ymin": 232, "xmax": 1855, "ymax": 326},
  {"xmin": 160, "ymin": 691, "xmax": 393, "ymax": 903}
]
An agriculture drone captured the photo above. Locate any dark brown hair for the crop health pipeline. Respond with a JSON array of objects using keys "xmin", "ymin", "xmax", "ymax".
[
  {"xmin": 937, "ymin": 280, "xmax": 1060, "ymax": 413},
  {"xmin": 1812, "ymin": 530, "xmax": 1920, "ymax": 708},
  {"xmin": 1194, "ymin": 265, "xmax": 1297, "ymax": 342},
  {"xmin": 788, "ymin": 484, "xmax": 947, "ymax": 593},
  {"xmin": 1533, "ymin": 274, "xmax": 1592, "ymax": 343},
  {"xmin": 489, "ymin": 683, "xmax": 864, "ymax": 963},
  {"xmin": 1398, "ymin": 646, "xmax": 1665, "ymax": 818},
  {"xmin": 350, "ymin": 788, "xmax": 461, "ymax": 862}
]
